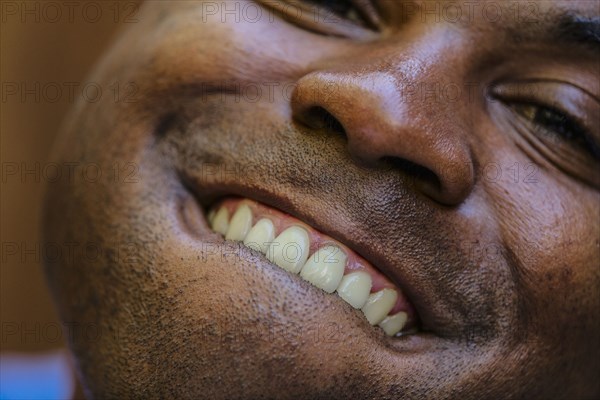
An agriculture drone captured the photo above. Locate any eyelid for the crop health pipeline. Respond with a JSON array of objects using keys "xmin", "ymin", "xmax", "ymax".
[
  {"xmin": 350, "ymin": 0, "xmax": 383, "ymax": 29},
  {"xmin": 495, "ymin": 102, "xmax": 600, "ymax": 187},
  {"xmin": 491, "ymin": 80, "xmax": 600, "ymax": 140},
  {"xmin": 257, "ymin": 0, "xmax": 379, "ymax": 39},
  {"xmin": 490, "ymin": 81, "xmax": 600, "ymax": 187}
]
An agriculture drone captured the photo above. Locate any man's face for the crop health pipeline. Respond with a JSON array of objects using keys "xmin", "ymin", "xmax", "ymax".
[{"xmin": 44, "ymin": 0, "xmax": 599, "ymax": 398}]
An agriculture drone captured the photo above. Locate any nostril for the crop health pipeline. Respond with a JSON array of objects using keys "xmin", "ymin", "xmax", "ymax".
[
  {"xmin": 382, "ymin": 157, "xmax": 442, "ymax": 193},
  {"xmin": 305, "ymin": 106, "xmax": 347, "ymax": 138}
]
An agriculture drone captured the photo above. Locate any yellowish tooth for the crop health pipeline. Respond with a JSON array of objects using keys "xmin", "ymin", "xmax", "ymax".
[
  {"xmin": 336, "ymin": 271, "xmax": 372, "ymax": 309},
  {"xmin": 300, "ymin": 245, "xmax": 347, "ymax": 293},
  {"xmin": 225, "ymin": 204, "xmax": 253, "ymax": 241},
  {"xmin": 378, "ymin": 312, "xmax": 408, "ymax": 336},
  {"xmin": 267, "ymin": 226, "xmax": 310, "ymax": 274},
  {"xmin": 207, "ymin": 209, "xmax": 216, "ymax": 225},
  {"xmin": 361, "ymin": 289, "xmax": 398, "ymax": 325},
  {"xmin": 243, "ymin": 218, "xmax": 275, "ymax": 254},
  {"xmin": 211, "ymin": 207, "xmax": 229, "ymax": 235}
]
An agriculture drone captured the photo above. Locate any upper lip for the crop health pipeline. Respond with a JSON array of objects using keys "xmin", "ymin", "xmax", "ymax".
[{"xmin": 180, "ymin": 170, "xmax": 453, "ymax": 338}]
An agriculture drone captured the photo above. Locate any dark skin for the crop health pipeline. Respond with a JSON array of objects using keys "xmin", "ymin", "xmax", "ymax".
[{"xmin": 44, "ymin": 0, "xmax": 599, "ymax": 398}]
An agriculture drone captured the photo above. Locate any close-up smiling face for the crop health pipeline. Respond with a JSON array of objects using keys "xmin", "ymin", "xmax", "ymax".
[{"xmin": 43, "ymin": 0, "xmax": 600, "ymax": 398}]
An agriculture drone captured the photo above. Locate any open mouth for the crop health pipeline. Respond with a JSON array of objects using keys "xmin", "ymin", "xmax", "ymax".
[{"xmin": 205, "ymin": 197, "xmax": 420, "ymax": 337}]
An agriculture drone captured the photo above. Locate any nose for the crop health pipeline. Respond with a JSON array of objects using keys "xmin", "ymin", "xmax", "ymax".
[{"xmin": 291, "ymin": 71, "xmax": 475, "ymax": 206}]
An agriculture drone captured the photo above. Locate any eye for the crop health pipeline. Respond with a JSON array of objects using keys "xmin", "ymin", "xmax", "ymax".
[
  {"xmin": 259, "ymin": 0, "xmax": 381, "ymax": 38},
  {"xmin": 491, "ymin": 80, "xmax": 600, "ymax": 187},
  {"xmin": 511, "ymin": 103, "xmax": 599, "ymax": 159},
  {"xmin": 302, "ymin": 0, "xmax": 364, "ymax": 24}
]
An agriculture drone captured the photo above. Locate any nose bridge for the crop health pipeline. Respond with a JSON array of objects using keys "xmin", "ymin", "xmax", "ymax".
[{"xmin": 291, "ymin": 46, "xmax": 475, "ymax": 205}]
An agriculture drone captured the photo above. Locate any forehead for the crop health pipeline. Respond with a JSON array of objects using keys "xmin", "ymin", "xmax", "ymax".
[{"xmin": 373, "ymin": 0, "xmax": 597, "ymax": 32}]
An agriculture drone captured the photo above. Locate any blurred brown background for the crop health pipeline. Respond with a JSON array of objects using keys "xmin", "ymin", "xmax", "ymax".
[{"xmin": 1, "ymin": 1, "xmax": 140, "ymax": 396}]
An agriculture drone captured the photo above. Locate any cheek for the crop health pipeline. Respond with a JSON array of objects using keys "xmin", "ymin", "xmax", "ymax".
[
  {"xmin": 485, "ymin": 146, "xmax": 600, "ymax": 339},
  {"xmin": 132, "ymin": 1, "xmax": 336, "ymax": 90},
  {"xmin": 476, "ymin": 139, "xmax": 600, "ymax": 389}
]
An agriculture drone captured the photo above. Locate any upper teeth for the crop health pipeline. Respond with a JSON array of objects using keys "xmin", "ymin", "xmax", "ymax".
[
  {"xmin": 226, "ymin": 204, "xmax": 253, "ymax": 241},
  {"xmin": 361, "ymin": 289, "xmax": 398, "ymax": 325},
  {"xmin": 336, "ymin": 271, "xmax": 372, "ymax": 309},
  {"xmin": 267, "ymin": 226, "xmax": 310, "ymax": 274},
  {"xmin": 300, "ymin": 245, "xmax": 346, "ymax": 293},
  {"xmin": 243, "ymin": 218, "xmax": 275, "ymax": 254},
  {"xmin": 209, "ymin": 201, "xmax": 409, "ymax": 337},
  {"xmin": 211, "ymin": 207, "xmax": 230, "ymax": 236}
]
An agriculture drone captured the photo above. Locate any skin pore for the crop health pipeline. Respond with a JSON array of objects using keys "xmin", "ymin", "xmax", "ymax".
[{"xmin": 43, "ymin": 1, "xmax": 599, "ymax": 399}]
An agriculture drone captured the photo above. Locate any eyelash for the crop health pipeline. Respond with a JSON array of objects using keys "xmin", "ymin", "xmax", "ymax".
[
  {"xmin": 306, "ymin": 0, "xmax": 358, "ymax": 18},
  {"xmin": 512, "ymin": 103, "xmax": 599, "ymax": 159},
  {"xmin": 301, "ymin": 0, "xmax": 374, "ymax": 28}
]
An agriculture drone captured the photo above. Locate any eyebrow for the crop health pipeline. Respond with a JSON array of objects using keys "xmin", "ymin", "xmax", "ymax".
[{"xmin": 553, "ymin": 13, "xmax": 600, "ymax": 52}]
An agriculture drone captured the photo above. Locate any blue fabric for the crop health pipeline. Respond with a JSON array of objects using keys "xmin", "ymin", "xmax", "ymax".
[{"xmin": 0, "ymin": 351, "xmax": 74, "ymax": 400}]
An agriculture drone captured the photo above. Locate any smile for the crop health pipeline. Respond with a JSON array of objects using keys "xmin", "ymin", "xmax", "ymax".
[{"xmin": 206, "ymin": 197, "xmax": 418, "ymax": 337}]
